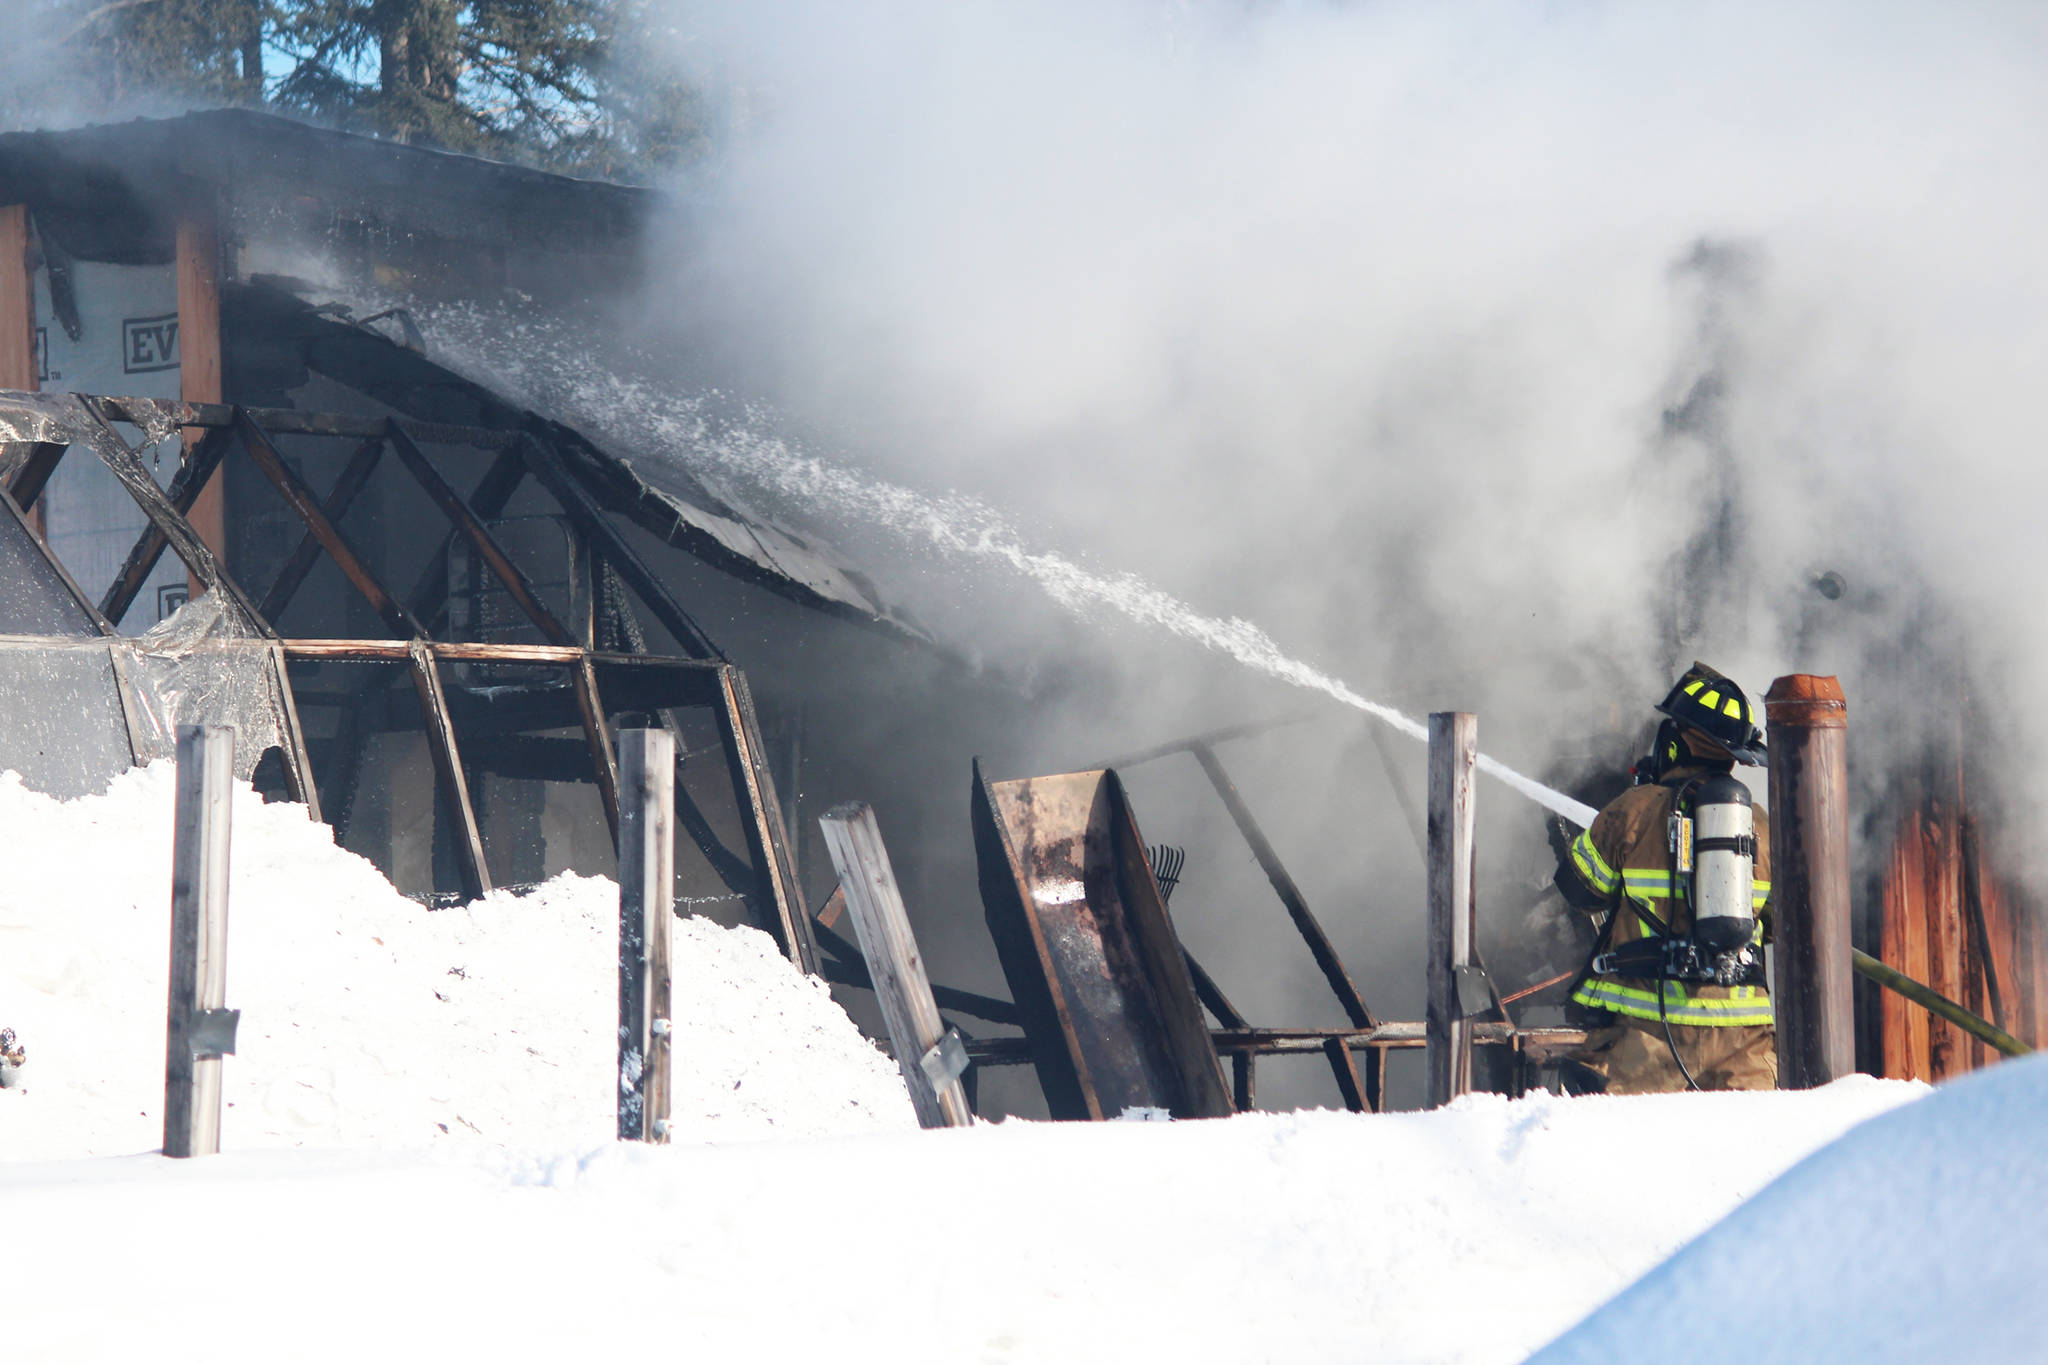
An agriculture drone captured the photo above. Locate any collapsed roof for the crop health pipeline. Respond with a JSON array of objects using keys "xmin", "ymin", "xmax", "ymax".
[{"xmin": 0, "ymin": 109, "xmax": 921, "ymax": 642}]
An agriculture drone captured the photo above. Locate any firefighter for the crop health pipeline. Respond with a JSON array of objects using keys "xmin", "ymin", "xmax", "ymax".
[{"xmin": 1556, "ymin": 663, "xmax": 1775, "ymax": 1094}]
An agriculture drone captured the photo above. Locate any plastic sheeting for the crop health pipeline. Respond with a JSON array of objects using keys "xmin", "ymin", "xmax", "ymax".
[
  {"xmin": 0, "ymin": 499, "xmax": 101, "ymax": 637},
  {"xmin": 0, "ymin": 595, "xmax": 295, "ymax": 796},
  {"xmin": 0, "ymin": 642, "xmax": 136, "ymax": 798},
  {"xmin": 117, "ymin": 595, "xmax": 289, "ymax": 779}
]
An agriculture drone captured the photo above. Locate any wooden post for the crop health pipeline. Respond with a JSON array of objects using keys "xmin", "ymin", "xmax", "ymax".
[
  {"xmin": 177, "ymin": 208, "xmax": 226, "ymax": 594},
  {"xmin": 1425, "ymin": 711, "xmax": 1477, "ymax": 1108},
  {"xmin": 1766, "ymin": 675, "xmax": 1855, "ymax": 1088},
  {"xmin": 165, "ymin": 724, "xmax": 235, "ymax": 1158},
  {"xmin": 818, "ymin": 801, "xmax": 974, "ymax": 1128},
  {"xmin": 0, "ymin": 204, "xmax": 33, "ymax": 392},
  {"xmin": 1, "ymin": 205, "xmax": 38, "ymax": 535},
  {"xmin": 617, "ymin": 727, "xmax": 674, "ymax": 1142}
]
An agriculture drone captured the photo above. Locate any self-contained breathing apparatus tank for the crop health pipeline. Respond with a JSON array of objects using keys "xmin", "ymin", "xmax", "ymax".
[{"xmin": 1591, "ymin": 772, "xmax": 1761, "ymax": 988}]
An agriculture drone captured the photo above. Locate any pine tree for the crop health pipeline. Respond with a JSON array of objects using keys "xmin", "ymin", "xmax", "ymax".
[
  {"xmin": 2, "ymin": 0, "xmax": 265, "ymax": 129},
  {"xmin": 2, "ymin": 0, "xmax": 710, "ymax": 180},
  {"xmin": 269, "ymin": 0, "xmax": 706, "ymax": 177}
]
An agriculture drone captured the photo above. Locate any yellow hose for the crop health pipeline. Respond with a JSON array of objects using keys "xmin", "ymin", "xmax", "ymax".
[{"xmin": 1851, "ymin": 948, "xmax": 2033, "ymax": 1059}]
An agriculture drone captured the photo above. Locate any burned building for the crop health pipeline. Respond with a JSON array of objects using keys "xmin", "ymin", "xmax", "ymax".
[
  {"xmin": 0, "ymin": 110, "xmax": 996, "ymax": 980},
  {"xmin": 2, "ymin": 110, "xmax": 2036, "ymax": 1123}
]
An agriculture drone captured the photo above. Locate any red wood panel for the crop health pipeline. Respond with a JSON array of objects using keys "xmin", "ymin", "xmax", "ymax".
[{"xmin": 1878, "ymin": 808, "xmax": 1932, "ymax": 1081}]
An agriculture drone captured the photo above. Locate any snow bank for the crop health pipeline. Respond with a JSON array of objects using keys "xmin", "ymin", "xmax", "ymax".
[
  {"xmin": 7, "ymin": 1079, "xmax": 1921, "ymax": 1363},
  {"xmin": 1529, "ymin": 1053, "xmax": 2048, "ymax": 1364},
  {"xmin": 0, "ymin": 762, "xmax": 915, "ymax": 1158}
]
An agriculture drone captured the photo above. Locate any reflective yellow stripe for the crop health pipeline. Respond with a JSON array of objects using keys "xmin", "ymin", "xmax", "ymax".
[
  {"xmin": 1571, "ymin": 830, "xmax": 1619, "ymax": 896},
  {"xmin": 1571, "ymin": 977, "xmax": 1774, "ymax": 1026},
  {"xmin": 1623, "ymin": 869, "xmax": 1675, "ymax": 899},
  {"xmin": 1751, "ymin": 879, "xmax": 1771, "ymax": 909},
  {"xmin": 1723, "ymin": 696, "xmax": 1743, "ymax": 718},
  {"xmin": 1684, "ymin": 680, "xmax": 1705, "ymax": 697}
]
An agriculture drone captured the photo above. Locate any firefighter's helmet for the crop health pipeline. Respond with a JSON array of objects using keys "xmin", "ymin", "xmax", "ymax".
[{"xmin": 1655, "ymin": 663, "xmax": 1768, "ymax": 766}]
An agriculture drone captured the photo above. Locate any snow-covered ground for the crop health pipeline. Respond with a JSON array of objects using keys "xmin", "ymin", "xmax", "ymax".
[
  {"xmin": 1532, "ymin": 1051, "xmax": 2048, "ymax": 1364},
  {"xmin": 0, "ymin": 764, "xmax": 1968, "ymax": 1364},
  {"xmin": 0, "ymin": 762, "xmax": 916, "ymax": 1157}
]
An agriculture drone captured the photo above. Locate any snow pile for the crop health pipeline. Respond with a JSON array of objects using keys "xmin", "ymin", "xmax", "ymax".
[
  {"xmin": 7, "ymin": 1079, "xmax": 1921, "ymax": 1363},
  {"xmin": 0, "ymin": 762, "xmax": 915, "ymax": 1159},
  {"xmin": 1530, "ymin": 1053, "xmax": 2048, "ymax": 1364}
]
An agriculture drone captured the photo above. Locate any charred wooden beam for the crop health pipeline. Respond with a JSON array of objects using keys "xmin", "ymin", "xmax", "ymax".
[
  {"xmin": 85, "ymin": 396, "xmax": 520, "ymax": 450},
  {"xmin": 1324, "ymin": 1035, "xmax": 1371, "ymax": 1113},
  {"xmin": 236, "ymin": 411, "xmax": 425, "ymax": 640},
  {"xmin": 407, "ymin": 640, "xmax": 490, "ymax": 900},
  {"xmin": 810, "ymin": 916, "xmax": 1021, "ymax": 1026},
  {"xmin": 267, "ymin": 640, "xmax": 322, "ymax": 825},
  {"xmin": 573, "ymin": 655, "xmax": 620, "ymax": 846},
  {"xmin": 715, "ymin": 665, "xmax": 819, "ymax": 974},
  {"xmin": 74, "ymin": 402, "xmax": 271, "ymax": 635},
  {"xmin": 0, "ymin": 482, "xmax": 115, "ymax": 635},
  {"xmin": 1189, "ymin": 741, "xmax": 1376, "ymax": 1028},
  {"xmin": 963, "ymin": 1024, "xmax": 1589, "ymax": 1068},
  {"xmin": 1098, "ymin": 712, "xmax": 1321, "ymax": 769},
  {"xmin": 258, "ymin": 432, "xmax": 385, "ymax": 625},
  {"xmin": 402, "ymin": 447, "xmax": 529, "ymax": 635},
  {"xmin": 1184, "ymin": 951, "xmax": 1248, "ymax": 1030},
  {"xmin": 385, "ymin": 422, "xmax": 575, "ymax": 646},
  {"xmin": 516, "ymin": 433, "xmax": 723, "ymax": 661},
  {"xmin": 99, "ymin": 424, "xmax": 238, "ymax": 627},
  {"xmin": 6, "ymin": 442, "xmax": 65, "ymax": 512}
]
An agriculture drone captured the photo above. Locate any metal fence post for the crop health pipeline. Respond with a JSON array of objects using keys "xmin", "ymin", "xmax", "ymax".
[
  {"xmin": 1425, "ymin": 712, "xmax": 1478, "ymax": 1107},
  {"xmin": 165, "ymin": 724, "xmax": 235, "ymax": 1158},
  {"xmin": 617, "ymin": 727, "xmax": 675, "ymax": 1141},
  {"xmin": 1765, "ymin": 675, "xmax": 1855, "ymax": 1087}
]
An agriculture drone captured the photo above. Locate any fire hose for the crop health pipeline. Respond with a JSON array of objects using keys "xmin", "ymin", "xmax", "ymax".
[
  {"xmin": 1499, "ymin": 951, "xmax": 2031, "ymax": 1060},
  {"xmin": 1851, "ymin": 948, "xmax": 2033, "ymax": 1059}
]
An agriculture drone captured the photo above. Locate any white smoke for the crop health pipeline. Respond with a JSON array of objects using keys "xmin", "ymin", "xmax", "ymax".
[{"xmin": 598, "ymin": 1, "xmax": 2048, "ymax": 848}]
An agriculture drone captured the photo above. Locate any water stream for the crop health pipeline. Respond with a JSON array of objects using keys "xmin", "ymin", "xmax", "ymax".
[{"xmin": 425, "ymin": 318, "xmax": 1600, "ymax": 828}]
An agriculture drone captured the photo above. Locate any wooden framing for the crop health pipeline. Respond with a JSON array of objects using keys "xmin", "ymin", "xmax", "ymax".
[
  {"xmin": 236, "ymin": 411, "xmax": 423, "ymax": 639},
  {"xmin": 2, "ymin": 205, "xmax": 41, "ymax": 535},
  {"xmin": 0, "ymin": 206, "xmax": 31, "ymax": 392},
  {"xmin": 101, "ymin": 426, "xmax": 236, "ymax": 625},
  {"xmin": 259, "ymin": 431, "xmax": 385, "ymax": 624},
  {"xmin": 0, "ymin": 389, "xmax": 821, "ymax": 960},
  {"xmin": 1190, "ymin": 741, "xmax": 1375, "ymax": 1028},
  {"xmin": 177, "ymin": 209, "xmax": 227, "ymax": 589},
  {"xmin": 717, "ymin": 666, "xmax": 820, "ymax": 974},
  {"xmin": 518, "ymin": 433, "xmax": 723, "ymax": 660}
]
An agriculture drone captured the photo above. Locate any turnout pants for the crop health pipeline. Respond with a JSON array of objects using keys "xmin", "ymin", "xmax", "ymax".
[{"xmin": 1571, "ymin": 1017, "xmax": 1777, "ymax": 1094}]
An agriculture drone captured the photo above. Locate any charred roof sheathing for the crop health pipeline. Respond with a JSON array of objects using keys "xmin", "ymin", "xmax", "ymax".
[
  {"xmin": 0, "ymin": 108, "xmax": 659, "ymax": 265},
  {"xmin": 0, "ymin": 112, "xmax": 924, "ymax": 642}
]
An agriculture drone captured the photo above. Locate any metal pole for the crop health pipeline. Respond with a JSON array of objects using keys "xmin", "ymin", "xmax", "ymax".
[
  {"xmin": 617, "ymin": 727, "xmax": 675, "ymax": 1141},
  {"xmin": 165, "ymin": 724, "xmax": 234, "ymax": 1158},
  {"xmin": 1765, "ymin": 675, "xmax": 1855, "ymax": 1087},
  {"xmin": 1425, "ymin": 712, "xmax": 1477, "ymax": 1107}
]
